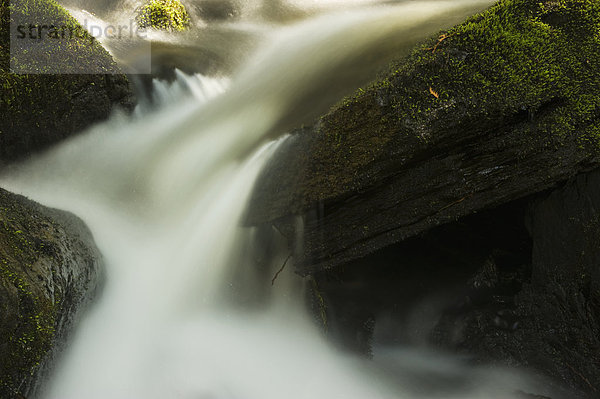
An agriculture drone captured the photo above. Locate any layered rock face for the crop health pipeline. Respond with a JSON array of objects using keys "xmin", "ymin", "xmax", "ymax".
[
  {"xmin": 247, "ymin": 0, "xmax": 600, "ymax": 397},
  {"xmin": 518, "ymin": 171, "xmax": 600, "ymax": 396},
  {"xmin": 249, "ymin": 0, "xmax": 600, "ymax": 272},
  {"xmin": 0, "ymin": 188, "xmax": 102, "ymax": 398}
]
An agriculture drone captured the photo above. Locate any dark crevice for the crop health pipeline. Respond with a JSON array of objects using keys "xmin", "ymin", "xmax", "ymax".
[{"xmin": 310, "ymin": 196, "xmax": 533, "ymax": 353}]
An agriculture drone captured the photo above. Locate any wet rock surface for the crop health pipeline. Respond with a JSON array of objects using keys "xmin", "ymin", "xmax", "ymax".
[
  {"xmin": 434, "ymin": 171, "xmax": 600, "ymax": 398},
  {"xmin": 247, "ymin": 1, "xmax": 600, "ymax": 396},
  {"xmin": 248, "ymin": 0, "xmax": 600, "ymax": 273},
  {"xmin": 305, "ymin": 173, "xmax": 600, "ymax": 398},
  {"xmin": 0, "ymin": 0, "xmax": 135, "ymax": 165},
  {"xmin": 0, "ymin": 188, "xmax": 103, "ymax": 398}
]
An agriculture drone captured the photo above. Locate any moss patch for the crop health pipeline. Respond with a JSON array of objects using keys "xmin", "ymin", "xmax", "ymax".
[
  {"xmin": 137, "ymin": 0, "xmax": 191, "ymax": 31},
  {"xmin": 0, "ymin": 190, "xmax": 59, "ymax": 397},
  {"xmin": 5, "ymin": 0, "xmax": 119, "ymax": 74},
  {"xmin": 254, "ymin": 0, "xmax": 600, "ymax": 213},
  {"xmin": 309, "ymin": 0, "xmax": 600, "ymax": 201},
  {"xmin": 0, "ymin": 188, "xmax": 101, "ymax": 398},
  {"xmin": 0, "ymin": 0, "xmax": 133, "ymax": 162},
  {"xmin": 248, "ymin": 0, "xmax": 600, "ymax": 274}
]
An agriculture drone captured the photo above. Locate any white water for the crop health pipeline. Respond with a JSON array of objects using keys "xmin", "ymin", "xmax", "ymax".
[{"xmin": 1, "ymin": 0, "xmax": 549, "ymax": 398}]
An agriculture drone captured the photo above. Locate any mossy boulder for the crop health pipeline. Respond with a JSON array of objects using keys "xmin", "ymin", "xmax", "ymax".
[
  {"xmin": 0, "ymin": 0, "xmax": 135, "ymax": 164},
  {"xmin": 248, "ymin": 1, "xmax": 600, "ymax": 395},
  {"xmin": 0, "ymin": 188, "xmax": 102, "ymax": 398},
  {"xmin": 249, "ymin": 0, "xmax": 600, "ymax": 272},
  {"xmin": 136, "ymin": 0, "xmax": 191, "ymax": 31}
]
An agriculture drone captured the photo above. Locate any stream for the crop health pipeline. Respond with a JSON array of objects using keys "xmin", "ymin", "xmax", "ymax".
[{"xmin": 1, "ymin": 0, "xmax": 549, "ymax": 397}]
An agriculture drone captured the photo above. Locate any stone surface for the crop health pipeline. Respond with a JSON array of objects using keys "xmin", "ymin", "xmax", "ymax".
[
  {"xmin": 248, "ymin": 0, "xmax": 600, "ymax": 273},
  {"xmin": 246, "ymin": 1, "xmax": 600, "ymax": 396},
  {"xmin": 0, "ymin": 0, "xmax": 135, "ymax": 164},
  {"xmin": 433, "ymin": 170, "xmax": 600, "ymax": 398},
  {"xmin": 0, "ymin": 188, "xmax": 102, "ymax": 398},
  {"xmin": 308, "ymin": 174, "xmax": 600, "ymax": 398}
]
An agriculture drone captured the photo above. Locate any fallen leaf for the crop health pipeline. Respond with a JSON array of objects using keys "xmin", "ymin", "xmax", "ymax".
[{"xmin": 429, "ymin": 87, "xmax": 439, "ymax": 98}]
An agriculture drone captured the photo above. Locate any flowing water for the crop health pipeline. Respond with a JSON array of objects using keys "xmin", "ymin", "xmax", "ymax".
[{"xmin": 1, "ymin": 0, "xmax": 553, "ymax": 398}]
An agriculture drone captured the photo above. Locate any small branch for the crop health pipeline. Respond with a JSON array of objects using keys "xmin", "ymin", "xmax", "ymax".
[
  {"xmin": 438, "ymin": 193, "xmax": 472, "ymax": 212},
  {"xmin": 423, "ymin": 33, "xmax": 454, "ymax": 53},
  {"xmin": 566, "ymin": 362, "xmax": 597, "ymax": 392},
  {"xmin": 271, "ymin": 254, "xmax": 292, "ymax": 286}
]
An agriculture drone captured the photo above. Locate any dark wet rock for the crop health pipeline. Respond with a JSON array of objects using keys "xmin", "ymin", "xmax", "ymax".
[
  {"xmin": 520, "ymin": 171, "xmax": 600, "ymax": 396},
  {"xmin": 0, "ymin": 0, "xmax": 135, "ymax": 165},
  {"xmin": 248, "ymin": 0, "xmax": 600, "ymax": 274},
  {"xmin": 430, "ymin": 173, "xmax": 600, "ymax": 398},
  {"xmin": 0, "ymin": 188, "xmax": 102, "ymax": 398},
  {"xmin": 247, "ymin": 1, "xmax": 600, "ymax": 396},
  {"xmin": 303, "ymin": 182, "xmax": 600, "ymax": 397},
  {"xmin": 306, "ymin": 199, "xmax": 531, "ymax": 350}
]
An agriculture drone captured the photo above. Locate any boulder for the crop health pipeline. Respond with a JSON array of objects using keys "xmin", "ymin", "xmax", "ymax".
[
  {"xmin": 0, "ymin": 0, "xmax": 135, "ymax": 164},
  {"xmin": 247, "ymin": 0, "xmax": 600, "ymax": 396},
  {"xmin": 248, "ymin": 0, "xmax": 600, "ymax": 273},
  {"xmin": 136, "ymin": 0, "xmax": 190, "ymax": 31},
  {"xmin": 0, "ymin": 188, "xmax": 102, "ymax": 398}
]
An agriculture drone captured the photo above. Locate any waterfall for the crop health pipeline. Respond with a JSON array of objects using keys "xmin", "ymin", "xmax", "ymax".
[{"xmin": 0, "ymin": 0, "xmax": 543, "ymax": 398}]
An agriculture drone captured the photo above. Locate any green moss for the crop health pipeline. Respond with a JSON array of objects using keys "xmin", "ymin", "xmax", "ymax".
[
  {"xmin": 0, "ymin": 0, "xmax": 131, "ymax": 162},
  {"xmin": 0, "ymin": 189, "xmax": 98, "ymax": 399},
  {"xmin": 305, "ymin": 0, "xmax": 600, "ymax": 201},
  {"xmin": 2, "ymin": 0, "xmax": 119, "ymax": 73},
  {"xmin": 0, "ymin": 193, "xmax": 58, "ymax": 397},
  {"xmin": 136, "ymin": 0, "xmax": 191, "ymax": 31}
]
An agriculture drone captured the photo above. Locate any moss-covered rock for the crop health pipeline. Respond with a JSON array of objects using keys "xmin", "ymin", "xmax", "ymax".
[
  {"xmin": 0, "ymin": 0, "xmax": 135, "ymax": 163},
  {"xmin": 247, "ymin": 1, "xmax": 600, "ymax": 394},
  {"xmin": 249, "ymin": 0, "xmax": 600, "ymax": 272},
  {"xmin": 137, "ymin": 0, "xmax": 191, "ymax": 31},
  {"xmin": 0, "ymin": 188, "xmax": 102, "ymax": 398}
]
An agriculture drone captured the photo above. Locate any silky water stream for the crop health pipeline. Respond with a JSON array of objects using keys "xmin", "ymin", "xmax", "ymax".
[{"xmin": 1, "ymin": 1, "xmax": 550, "ymax": 397}]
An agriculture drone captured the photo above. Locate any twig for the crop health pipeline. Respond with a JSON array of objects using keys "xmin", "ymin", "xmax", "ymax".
[
  {"xmin": 566, "ymin": 362, "xmax": 597, "ymax": 392},
  {"xmin": 271, "ymin": 254, "xmax": 292, "ymax": 286},
  {"xmin": 423, "ymin": 33, "xmax": 455, "ymax": 53},
  {"xmin": 438, "ymin": 193, "xmax": 472, "ymax": 212}
]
